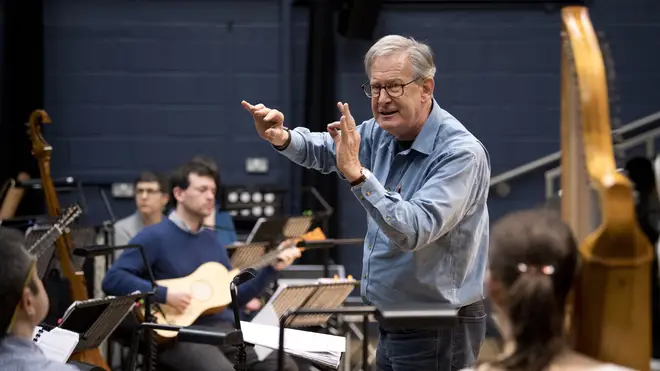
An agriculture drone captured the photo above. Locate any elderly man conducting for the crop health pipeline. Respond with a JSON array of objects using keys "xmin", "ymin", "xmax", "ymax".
[{"xmin": 242, "ymin": 34, "xmax": 490, "ymax": 371}]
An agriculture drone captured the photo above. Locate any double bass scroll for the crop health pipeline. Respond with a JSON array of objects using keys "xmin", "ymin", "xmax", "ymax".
[{"xmin": 26, "ymin": 109, "xmax": 110, "ymax": 370}]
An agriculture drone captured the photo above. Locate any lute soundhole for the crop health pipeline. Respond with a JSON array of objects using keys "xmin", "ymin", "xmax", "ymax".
[{"xmin": 191, "ymin": 280, "xmax": 212, "ymax": 301}]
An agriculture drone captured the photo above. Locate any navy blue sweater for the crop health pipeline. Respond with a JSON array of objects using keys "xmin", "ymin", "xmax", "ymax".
[{"xmin": 102, "ymin": 218, "xmax": 278, "ymax": 325}]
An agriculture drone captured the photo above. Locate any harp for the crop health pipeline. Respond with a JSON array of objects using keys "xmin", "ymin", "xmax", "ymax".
[{"xmin": 561, "ymin": 6, "xmax": 653, "ymax": 371}]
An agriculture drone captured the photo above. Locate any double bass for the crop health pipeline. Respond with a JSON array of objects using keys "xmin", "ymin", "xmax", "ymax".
[
  {"xmin": 560, "ymin": 6, "xmax": 653, "ymax": 371},
  {"xmin": 26, "ymin": 110, "xmax": 110, "ymax": 370}
]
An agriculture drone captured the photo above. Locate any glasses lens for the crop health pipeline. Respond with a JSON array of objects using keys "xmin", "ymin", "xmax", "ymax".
[
  {"xmin": 387, "ymin": 85, "xmax": 403, "ymax": 97},
  {"xmin": 362, "ymin": 83, "xmax": 372, "ymax": 98}
]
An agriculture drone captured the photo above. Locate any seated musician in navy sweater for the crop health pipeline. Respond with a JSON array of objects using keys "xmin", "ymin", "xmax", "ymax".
[{"xmin": 102, "ymin": 159, "xmax": 300, "ymax": 371}]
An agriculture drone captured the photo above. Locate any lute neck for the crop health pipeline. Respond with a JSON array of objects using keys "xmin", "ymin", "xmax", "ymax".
[{"xmin": 28, "ymin": 224, "xmax": 64, "ymax": 258}]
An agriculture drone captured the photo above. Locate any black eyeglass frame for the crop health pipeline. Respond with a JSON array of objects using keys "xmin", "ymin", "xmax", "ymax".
[{"xmin": 361, "ymin": 77, "xmax": 421, "ymax": 98}]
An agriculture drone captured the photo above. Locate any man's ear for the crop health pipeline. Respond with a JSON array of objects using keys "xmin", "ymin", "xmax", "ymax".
[
  {"xmin": 172, "ymin": 187, "xmax": 184, "ymax": 203},
  {"xmin": 421, "ymin": 78, "xmax": 434, "ymax": 103}
]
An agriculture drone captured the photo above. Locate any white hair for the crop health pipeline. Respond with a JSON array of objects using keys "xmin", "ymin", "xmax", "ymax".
[{"xmin": 364, "ymin": 35, "xmax": 436, "ymax": 80}]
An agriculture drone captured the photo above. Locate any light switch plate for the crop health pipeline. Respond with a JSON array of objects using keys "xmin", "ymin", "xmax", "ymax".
[{"xmin": 246, "ymin": 157, "xmax": 269, "ymax": 174}]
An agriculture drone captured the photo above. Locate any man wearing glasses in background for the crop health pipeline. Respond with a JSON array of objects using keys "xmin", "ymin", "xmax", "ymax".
[
  {"xmin": 114, "ymin": 171, "xmax": 170, "ymax": 246},
  {"xmin": 0, "ymin": 227, "xmax": 78, "ymax": 370},
  {"xmin": 243, "ymin": 34, "xmax": 491, "ymax": 370}
]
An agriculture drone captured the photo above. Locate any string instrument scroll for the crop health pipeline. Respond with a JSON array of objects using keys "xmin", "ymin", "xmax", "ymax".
[
  {"xmin": 560, "ymin": 6, "xmax": 653, "ymax": 370},
  {"xmin": 26, "ymin": 109, "xmax": 110, "ymax": 370}
]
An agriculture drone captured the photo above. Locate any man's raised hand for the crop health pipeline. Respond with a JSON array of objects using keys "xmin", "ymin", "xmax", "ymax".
[{"xmin": 241, "ymin": 100, "xmax": 288, "ymax": 146}]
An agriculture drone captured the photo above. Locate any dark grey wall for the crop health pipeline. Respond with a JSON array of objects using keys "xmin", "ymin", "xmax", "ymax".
[{"xmin": 39, "ymin": 0, "xmax": 660, "ymax": 277}]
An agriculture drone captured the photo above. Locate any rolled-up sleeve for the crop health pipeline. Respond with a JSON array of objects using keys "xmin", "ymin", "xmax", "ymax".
[
  {"xmin": 275, "ymin": 122, "xmax": 373, "ymax": 178},
  {"xmin": 352, "ymin": 147, "xmax": 490, "ymax": 251}
]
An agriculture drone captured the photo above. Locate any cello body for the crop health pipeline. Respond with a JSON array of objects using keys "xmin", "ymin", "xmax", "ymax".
[
  {"xmin": 560, "ymin": 7, "xmax": 653, "ymax": 371},
  {"xmin": 26, "ymin": 110, "xmax": 110, "ymax": 370}
]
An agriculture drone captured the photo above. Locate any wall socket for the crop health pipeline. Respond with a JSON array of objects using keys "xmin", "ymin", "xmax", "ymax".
[
  {"xmin": 245, "ymin": 157, "xmax": 269, "ymax": 174},
  {"xmin": 112, "ymin": 182, "xmax": 135, "ymax": 198}
]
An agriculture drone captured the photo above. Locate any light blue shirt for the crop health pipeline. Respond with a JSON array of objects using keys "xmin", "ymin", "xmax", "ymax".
[
  {"xmin": 277, "ymin": 100, "xmax": 490, "ymax": 308},
  {"xmin": 0, "ymin": 335, "xmax": 78, "ymax": 371}
]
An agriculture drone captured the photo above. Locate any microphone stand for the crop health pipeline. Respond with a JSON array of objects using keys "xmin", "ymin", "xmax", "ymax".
[{"xmin": 230, "ymin": 268, "xmax": 257, "ymax": 371}]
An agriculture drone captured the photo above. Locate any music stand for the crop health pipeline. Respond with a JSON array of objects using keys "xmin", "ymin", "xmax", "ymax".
[
  {"xmin": 278, "ymin": 305, "xmax": 458, "ymax": 371},
  {"xmin": 229, "ymin": 242, "xmax": 269, "ymax": 269},
  {"xmin": 245, "ymin": 216, "xmax": 313, "ymax": 246},
  {"xmin": 58, "ymin": 293, "xmax": 142, "ymax": 354},
  {"xmin": 269, "ymin": 281, "xmax": 357, "ymax": 328}
]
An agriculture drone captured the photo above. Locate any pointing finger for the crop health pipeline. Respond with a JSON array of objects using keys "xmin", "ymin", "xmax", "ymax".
[{"xmin": 241, "ymin": 100, "xmax": 253, "ymax": 111}]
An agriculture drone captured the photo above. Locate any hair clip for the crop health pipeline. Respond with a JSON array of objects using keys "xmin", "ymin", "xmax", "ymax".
[{"xmin": 517, "ymin": 263, "xmax": 555, "ymax": 275}]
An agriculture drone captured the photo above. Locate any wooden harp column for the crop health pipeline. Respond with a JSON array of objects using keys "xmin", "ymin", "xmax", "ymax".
[{"xmin": 561, "ymin": 6, "xmax": 653, "ymax": 371}]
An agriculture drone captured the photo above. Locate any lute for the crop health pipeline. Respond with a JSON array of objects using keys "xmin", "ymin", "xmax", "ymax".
[
  {"xmin": 26, "ymin": 204, "xmax": 83, "ymax": 279},
  {"xmin": 141, "ymin": 227, "xmax": 327, "ymax": 342}
]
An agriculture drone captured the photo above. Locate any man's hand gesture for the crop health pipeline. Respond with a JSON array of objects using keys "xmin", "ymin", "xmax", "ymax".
[
  {"xmin": 328, "ymin": 102, "xmax": 362, "ymax": 182},
  {"xmin": 241, "ymin": 100, "xmax": 289, "ymax": 146}
]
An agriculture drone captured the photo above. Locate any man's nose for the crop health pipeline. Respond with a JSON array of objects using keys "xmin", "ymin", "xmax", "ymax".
[{"xmin": 377, "ymin": 90, "xmax": 391, "ymax": 104}]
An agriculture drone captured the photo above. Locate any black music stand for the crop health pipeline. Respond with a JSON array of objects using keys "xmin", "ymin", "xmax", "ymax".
[
  {"xmin": 253, "ymin": 280, "xmax": 357, "ymax": 370},
  {"xmin": 73, "ymin": 244, "xmax": 161, "ymax": 371},
  {"xmin": 228, "ymin": 242, "xmax": 269, "ymax": 269},
  {"xmin": 58, "ymin": 293, "xmax": 143, "ymax": 354},
  {"xmin": 278, "ymin": 305, "xmax": 458, "ymax": 371},
  {"xmin": 245, "ymin": 215, "xmax": 314, "ymax": 246},
  {"xmin": 269, "ymin": 281, "xmax": 358, "ymax": 328}
]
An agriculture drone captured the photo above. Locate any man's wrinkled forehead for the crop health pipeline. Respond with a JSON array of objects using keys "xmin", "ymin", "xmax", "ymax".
[{"xmin": 369, "ymin": 53, "xmax": 414, "ymax": 83}]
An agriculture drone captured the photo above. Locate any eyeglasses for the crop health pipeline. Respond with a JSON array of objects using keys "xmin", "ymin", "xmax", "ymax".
[
  {"xmin": 361, "ymin": 78, "xmax": 420, "ymax": 98},
  {"xmin": 6, "ymin": 259, "xmax": 37, "ymax": 334},
  {"xmin": 136, "ymin": 188, "xmax": 161, "ymax": 196}
]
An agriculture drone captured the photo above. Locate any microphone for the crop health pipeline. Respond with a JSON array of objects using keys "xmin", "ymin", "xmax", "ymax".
[
  {"xmin": 16, "ymin": 177, "xmax": 76, "ymax": 189},
  {"xmin": 139, "ymin": 323, "xmax": 243, "ymax": 346},
  {"xmin": 229, "ymin": 268, "xmax": 257, "ymax": 371},
  {"xmin": 74, "ymin": 244, "xmax": 157, "ymax": 289},
  {"xmin": 232, "ymin": 268, "xmax": 257, "ymax": 286}
]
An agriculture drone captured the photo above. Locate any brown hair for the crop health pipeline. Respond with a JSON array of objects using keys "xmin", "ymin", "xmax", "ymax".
[{"xmin": 487, "ymin": 209, "xmax": 578, "ymax": 371}]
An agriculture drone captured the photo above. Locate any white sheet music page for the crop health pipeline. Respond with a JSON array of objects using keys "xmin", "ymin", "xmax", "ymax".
[
  {"xmin": 240, "ymin": 321, "xmax": 345, "ymax": 368},
  {"xmin": 251, "ymin": 283, "xmax": 287, "ymax": 360},
  {"xmin": 32, "ymin": 326, "xmax": 79, "ymax": 363}
]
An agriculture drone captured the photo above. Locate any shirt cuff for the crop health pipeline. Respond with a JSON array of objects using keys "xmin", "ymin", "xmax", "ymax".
[
  {"xmin": 154, "ymin": 285, "xmax": 168, "ymax": 304},
  {"xmin": 351, "ymin": 175, "xmax": 387, "ymax": 206},
  {"xmin": 274, "ymin": 129, "xmax": 303, "ymax": 156}
]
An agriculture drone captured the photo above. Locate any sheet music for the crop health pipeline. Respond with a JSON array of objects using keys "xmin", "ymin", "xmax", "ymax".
[
  {"xmin": 250, "ymin": 278, "xmax": 354, "ymax": 366},
  {"xmin": 240, "ymin": 321, "xmax": 345, "ymax": 369},
  {"xmin": 32, "ymin": 326, "xmax": 79, "ymax": 364}
]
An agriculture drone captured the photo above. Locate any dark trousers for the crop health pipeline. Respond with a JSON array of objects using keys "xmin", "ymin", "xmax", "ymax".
[
  {"xmin": 158, "ymin": 322, "xmax": 299, "ymax": 371},
  {"xmin": 376, "ymin": 300, "xmax": 486, "ymax": 371}
]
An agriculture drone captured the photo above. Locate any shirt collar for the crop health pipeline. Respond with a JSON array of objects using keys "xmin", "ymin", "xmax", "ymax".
[
  {"xmin": 409, "ymin": 99, "xmax": 443, "ymax": 156},
  {"xmin": 168, "ymin": 211, "xmax": 203, "ymax": 235}
]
